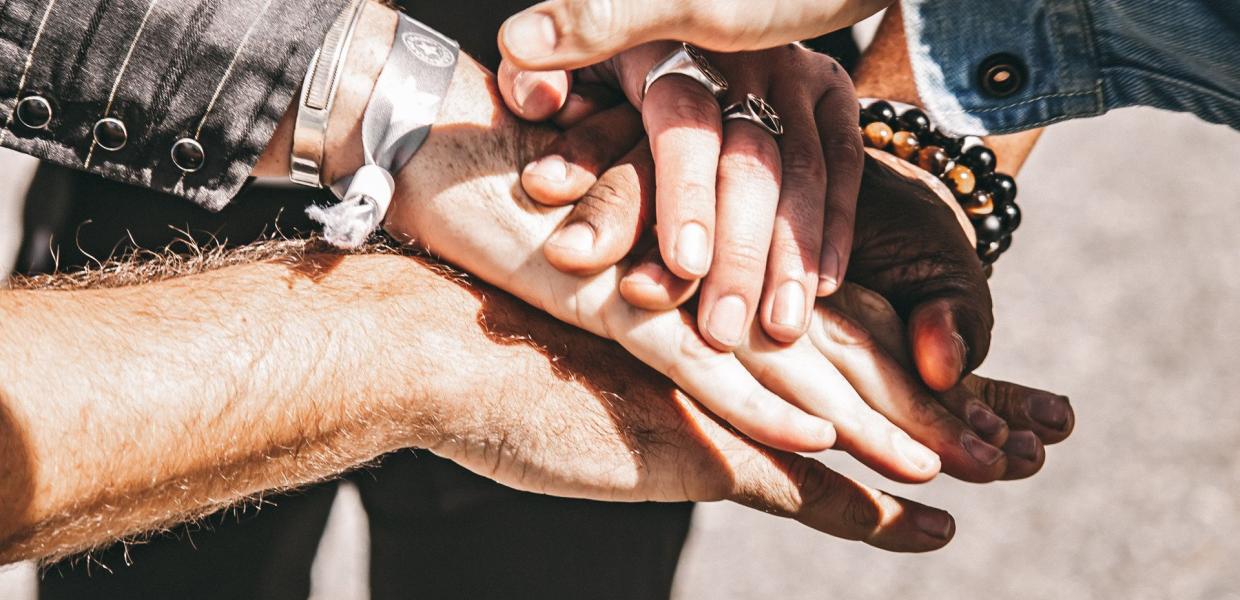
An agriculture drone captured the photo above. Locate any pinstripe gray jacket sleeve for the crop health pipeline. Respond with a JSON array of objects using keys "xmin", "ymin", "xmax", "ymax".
[{"xmin": 0, "ymin": 0, "xmax": 349, "ymax": 209}]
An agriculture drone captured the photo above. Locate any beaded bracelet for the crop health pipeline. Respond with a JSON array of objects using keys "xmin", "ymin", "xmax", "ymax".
[{"xmin": 858, "ymin": 99, "xmax": 1021, "ymax": 267}]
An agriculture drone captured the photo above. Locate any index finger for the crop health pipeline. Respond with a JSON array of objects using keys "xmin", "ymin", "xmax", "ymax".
[
  {"xmin": 643, "ymin": 73, "xmax": 723, "ymax": 280},
  {"xmin": 498, "ymin": 0, "xmax": 892, "ymax": 71}
]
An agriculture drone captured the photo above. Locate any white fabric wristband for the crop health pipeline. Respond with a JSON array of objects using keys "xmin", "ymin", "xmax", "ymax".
[{"xmin": 308, "ymin": 13, "xmax": 460, "ymax": 249}]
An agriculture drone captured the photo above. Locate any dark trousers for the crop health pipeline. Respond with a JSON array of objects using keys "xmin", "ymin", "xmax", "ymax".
[{"xmin": 40, "ymin": 454, "xmax": 693, "ymax": 600}]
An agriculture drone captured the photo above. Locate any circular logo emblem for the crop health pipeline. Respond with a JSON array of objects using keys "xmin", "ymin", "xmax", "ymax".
[{"xmin": 402, "ymin": 33, "xmax": 455, "ymax": 68}]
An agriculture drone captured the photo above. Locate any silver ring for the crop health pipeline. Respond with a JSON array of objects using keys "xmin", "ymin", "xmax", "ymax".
[
  {"xmin": 722, "ymin": 94, "xmax": 784, "ymax": 137},
  {"xmin": 642, "ymin": 43, "xmax": 729, "ymax": 100}
]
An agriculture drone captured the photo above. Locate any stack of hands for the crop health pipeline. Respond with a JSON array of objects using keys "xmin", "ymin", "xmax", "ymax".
[{"xmin": 356, "ymin": 0, "xmax": 1074, "ymax": 553}]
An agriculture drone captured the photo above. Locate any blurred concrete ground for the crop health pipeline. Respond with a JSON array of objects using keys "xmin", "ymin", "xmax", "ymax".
[
  {"xmin": 2, "ymin": 106, "xmax": 1239, "ymax": 599},
  {"xmin": 674, "ymin": 107, "xmax": 1240, "ymax": 600}
]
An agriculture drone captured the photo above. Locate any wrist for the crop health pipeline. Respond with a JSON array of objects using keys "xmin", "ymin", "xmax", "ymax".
[
  {"xmin": 866, "ymin": 148, "xmax": 975, "ymax": 244},
  {"xmin": 385, "ymin": 53, "xmax": 561, "ymax": 244},
  {"xmin": 254, "ymin": 2, "xmax": 396, "ymax": 181}
]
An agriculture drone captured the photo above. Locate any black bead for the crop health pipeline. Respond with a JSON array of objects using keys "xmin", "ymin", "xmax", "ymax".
[
  {"xmin": 960, "ymin": 145, "xmax": 997, "ymax": 175},
  {"xmin": 865, "ymin": 100, "xmax": 896, "ymax": 125},
  {"xmin": 898, "ymin": 108, "xmax": 931, "ymax": 134},
  {"xmin": 997, "ymin": 233, "xmax": 1013, "ymax": 253},
  {"xmin": 170, "ymin": 138, "xmax": 205, "ymax": 173},
  {"xmin": 15, "ymin": 95, "xmax": 52, "ymax": 129},
  {"xmin": 1000, "ymin": 202, "xmax": 1022, "ymax": 232},
  {"xmin": 930, "ymin": 130, "xmax": 965, "ymax": 156},
  {"xmin": 983, "ymin": 173, "xmax": 1018, "ymax": 204},
  {"xmin": 978, "ymin": 239, "xmax": 1002, "ymax": 258},
  {"xmin": 972, "ymin": 214, "xmax": 1005, "ymax": 244},
  {"xmin": 860, "ymin": 110, "xmax": 878, "ymax": 127}
]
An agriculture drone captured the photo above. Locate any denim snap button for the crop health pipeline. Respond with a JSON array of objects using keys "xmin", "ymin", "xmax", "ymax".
[{"xmin": 977, "ymin": 54, "xmax": 1027, "ymax": 98}]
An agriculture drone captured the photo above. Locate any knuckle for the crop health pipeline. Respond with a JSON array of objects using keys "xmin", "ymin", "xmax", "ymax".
[
  {"xmin": 668, "ymin": 326, "xmax": 722, "ymax": 375},
  {"xmin": 720, "ymin": 137, "xmax": 780, "ymax": 180},
  {"xmin": 667, "ymin": 90, "xmax": 722, "ymax": 129},
  {"xmin": 779, "ymin": 140, "xmax": 827, "ymax": 187},
  {"xmin": 715, "ymin": 234, "xmax": 770, "ymax": 273},
  {"xmin": 976, "ymin": 378, "xmax": 1018, "ymax": 417},
  {"xmin": 823, "ymin": 129, "xmax": 864, "ymax": 167},
  {"xmin": 583, "ymin": 178, "xmax": 634, "ymax": 213},
  {"xmin": 667, "ymin": 179, "xmax": 715, "ymax": 207},
  {"xmin": 842, "ymin": 490, "xmax": 881, "ymax": 533},
  {"xmin": 776, "ymin": 200, "xmax": 826, "ymax": 249},
  {"xmin": 820, "ymin": 310, "xmax": 881, "ymax": 353},
  {"xmin": 768, "ymin": 233, "xmax": 814, "ymax": 269},
  {"xmin": 732, "ymin": 390, "xmax": 763, "ymax": 422},
  {"xmin": 787, "ymin": 457, "xmax": 848, "ymax": 519}
]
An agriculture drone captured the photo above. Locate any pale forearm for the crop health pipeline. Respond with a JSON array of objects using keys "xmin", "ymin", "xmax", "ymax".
[{"xmin": 853, "ymin": 5, "xmax": 1041, "ymax": 174}]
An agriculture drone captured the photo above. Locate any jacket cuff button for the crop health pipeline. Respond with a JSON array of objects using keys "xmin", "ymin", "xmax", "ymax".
[
  {"xmin": 15, "ymin": 96, "xmax": 52, "ymax": 129},
  {"xmin": 171, "ymin": 138, "xmax": 205, "ymax": 173},
  {"xmin": 93, "ymin": 118, "xmax": 128, "ymax": 151}
]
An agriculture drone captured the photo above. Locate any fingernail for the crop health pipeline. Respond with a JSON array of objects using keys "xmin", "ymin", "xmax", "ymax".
[
  {"xmin": 547, "ymin": 222, "xmax": 595, "ymax": 255},
  {"xmin": 706, "ymin": 295, "xmax": 748, "ymax": 347},
  {"xmin": 1028, "ymin": 394, "xmax": 1071, "ymax": 430},
  {"xmin": 526, "ymin": 155, "xmax": 568, "ymax": 182},
  {"xmin": 961, "ymin": 431, "xmax": 1004, "ymax": 466},
  {"xmin": 966, "ymin": 403, "xmax": 1006, "ymax": 441},
  {"xmin": 512, "ymin": 71, "xmax": 539, "ymax": 111},
  {"xmin": 949, "ymin": 331, "xmax": 968, "ymax": 379},
  {"xmin": 914, "ymin": 510, "xmax": 955, "ymax": 541},
  {"xmin": 771, "ymin": 281, "xmax": 807, "ymax": 329},
  {"xmin": 1003, "ymin": 431, "xmax": 1041, "ymax": 462},
  {"xmin": 504, "ymin": 13, "xmax": 558, "ymax": 62},
  {"xmin": 817, "ymin": 247, "xmax": 840, "ymax": 295},
  {"xmin": 894, "ymin": 434, "xmax": 939, "ymax": 473},
  {"xmin": 675, "ymin": 222, "xmax": 710, "ymax": 276}
]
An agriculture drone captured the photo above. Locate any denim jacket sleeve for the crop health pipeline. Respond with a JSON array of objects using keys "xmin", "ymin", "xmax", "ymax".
[
  {"xmin": 902, "ymin": 0, "xmax": 1240, "ymax": 136},
  {"xmin": 0, "ymin": 0, "xmax": 349, "ymax": 210}
]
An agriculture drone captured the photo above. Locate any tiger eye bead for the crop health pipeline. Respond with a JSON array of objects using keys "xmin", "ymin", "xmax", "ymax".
[
  {"xmin": 961, "ymin": 189, "xmax": 995, "ymax": 216},
  {"xmin": 984, "ymin": 173, "xmax": 1018, "ymax": 204},
  {"xmin": 898, "ymin": 108, "xmax": 931, "ymax": 134},
  {"xmin": 891, "ymin": 131, "xmax": 921, "ymax": 160},
  {"xmin": 961, "ymin": 145, "xmax": 997, "ymax": 175},
  {"xmin": 946, "ymin": 165, "xmax": 977, "ymax": 195},
  {"xmin": 863, "ymin": 121, "xmax": 894, "ymax": 149},
  {"xmin": 916, "ymin": 146, "xmax": 954, "ymax": 176},
  {"xmin": 865, "ymin": 100, "xmax": 897, "ymax": 125}
]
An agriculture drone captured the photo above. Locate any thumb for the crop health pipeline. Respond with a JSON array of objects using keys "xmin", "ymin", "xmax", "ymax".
[
  {"xmin": 499, "ymin": 0, "xmax": 890, "ymax": 71},
  {"xmin": 908, "ymin": 297, "xmax": 991, "ymax": 392},
  {"xmin": 497, "ymin": 59, "xmax": 572, "ymax": 122}
]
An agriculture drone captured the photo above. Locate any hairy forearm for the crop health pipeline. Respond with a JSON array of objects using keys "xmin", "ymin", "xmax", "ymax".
[
  {"xmin": 0, "ymin": 242, "xmax": 638, "ymax": 563},
  {"xmin": 853, "ymin": 5, "xmax": 1042, "ymax": 174},
  {"xmin": 0, "ymin": 248, "xmax": 425, "ymax": 561}
]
